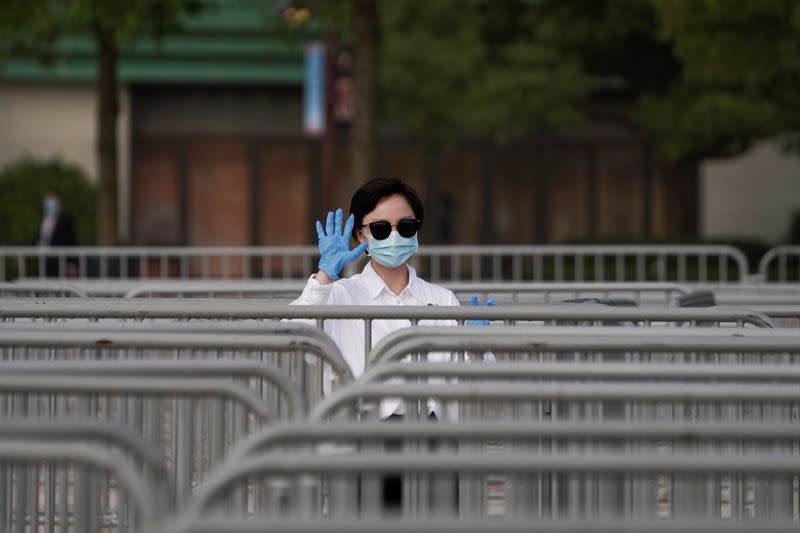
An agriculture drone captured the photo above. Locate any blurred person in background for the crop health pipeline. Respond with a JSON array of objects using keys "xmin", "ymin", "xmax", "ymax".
[{"xmin": 37, "ymin": 189, "xmax": 77, "ymax": 277}]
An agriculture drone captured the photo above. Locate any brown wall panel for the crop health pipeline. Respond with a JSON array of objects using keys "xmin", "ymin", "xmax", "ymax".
[
  {"xmin": 260, "ymin": 145, "xmax": 310, "ymax": 245},
  {"xmin": 439, "ymin": 148, "xmax": 481, "ymax": 244},
  {"xmin": 379, "ymin": 145, "xmax": 425, "ymax": 201},
  {"xmin": 548, "ymin": 145, "xmax": 587, "ymax": 242},
  {"xmin": 187, "ymin": 140, "xmax": 249, "ymax": 277},
  {"xmin": 131, "ymin": 144, "xmax": 180, "ymax": 245},
  {"xmin": 493, "ymin": 145, "xmax": 535, "ymax": 244},
  {"xmin": 187, "ymin": 140, "xmax": 249, "ymax": 246},
  {"xmin": 596, "ymin": 146, "xmax": 644, "ymax": 237}
]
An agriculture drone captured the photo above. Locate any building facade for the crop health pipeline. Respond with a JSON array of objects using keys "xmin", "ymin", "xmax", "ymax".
[{"xmin": 2, "ymin": 2, "xmax": 794, "ymax": 247}]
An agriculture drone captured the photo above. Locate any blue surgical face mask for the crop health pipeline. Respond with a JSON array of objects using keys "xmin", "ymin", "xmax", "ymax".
[
  {"xmin": 43, "ymin": 198, "xmax": 60, "ymax": 215},
  {"xmin": 367, "ymin": 231, "xmax": 418, "ymax": 269}
]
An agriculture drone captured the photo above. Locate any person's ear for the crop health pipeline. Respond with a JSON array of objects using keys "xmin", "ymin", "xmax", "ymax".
[{"xmin": 356, "ymin": 229, "xmax": 367, "ymax": 245}]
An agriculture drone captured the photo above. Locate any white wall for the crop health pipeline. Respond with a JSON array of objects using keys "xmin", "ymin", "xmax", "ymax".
[
  {"xmin": 0, "ymin": 82, "xmax": 131, "ymax": 240},
  {"xmin": 701, "ymin": 142, "xmax": 800, "ymax": 243}
]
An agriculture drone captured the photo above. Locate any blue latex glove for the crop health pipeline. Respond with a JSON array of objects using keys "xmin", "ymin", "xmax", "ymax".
[
  {"xmin": 465, "ymin": 294, "xmax": 496, "ymax": 326},
  {"xmin": 316, "ymin": 208, "xmax": 368, "ymax": 280}
]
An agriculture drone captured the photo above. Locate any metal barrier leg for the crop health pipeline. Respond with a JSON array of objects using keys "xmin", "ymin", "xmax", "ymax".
[
  {"xmin": 0, "ymin": 463, "xmax": 6, "ymax": 532},
  {"xmin": 429, "ymin": 436, "xmax": 458, "ymax": 518},
  {"xmin": 327, "ymin": 472, "xmax": 358, "ymax": 519},
  {"xmin": 176, "ymin": 398, "xmax": 195, "ymax": 506},
  {"xmin": 359, "ymin": 409, "xmax": 381, "ymax": 519},
  {"xmin": 73, "ymin": 464, "xmax": 92, "ymax": 533}
]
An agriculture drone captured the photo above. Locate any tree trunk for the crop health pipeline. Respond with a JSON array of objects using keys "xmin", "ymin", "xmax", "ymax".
[
  {"xmin": 95, "ymin": 28, "xmax": 119, "ymax": 245},
  {"xmin": 349, "ymin": 0, "xmax": 379, "ymax": 189}
]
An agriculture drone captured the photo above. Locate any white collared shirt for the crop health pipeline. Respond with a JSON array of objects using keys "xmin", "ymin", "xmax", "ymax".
[{"xmin": 291, "ymin": 261, "xmax": 460, "ymax": 418}]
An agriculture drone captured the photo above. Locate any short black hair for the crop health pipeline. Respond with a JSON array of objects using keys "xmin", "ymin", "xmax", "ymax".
[{"xmin": 349, "ymin": 177, "xmax": 424, "ymax": 240}]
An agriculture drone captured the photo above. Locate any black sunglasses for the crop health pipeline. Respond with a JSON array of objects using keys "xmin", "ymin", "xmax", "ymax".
[{"xmin": 360, "ymin": 219, "xmax": 420, "ymax": 240}]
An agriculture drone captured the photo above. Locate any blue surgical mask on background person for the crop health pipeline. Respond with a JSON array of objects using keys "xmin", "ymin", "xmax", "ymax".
[
  {"xmin": 367, "ymin": 231, "xmax": 418, "ymax": 268},
  {"xmin": 43, "ymin": 198, "xmax": 60, "ymax": 215}
]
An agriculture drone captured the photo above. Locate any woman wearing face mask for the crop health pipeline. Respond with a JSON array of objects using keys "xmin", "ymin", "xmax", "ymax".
[
  {"xmin": 292, "ymin": 177, "xmax": 491, "ymax": 512},
  {"xmin": 292, "ymin": 177, "xmax": 462, "ymax": 389}
]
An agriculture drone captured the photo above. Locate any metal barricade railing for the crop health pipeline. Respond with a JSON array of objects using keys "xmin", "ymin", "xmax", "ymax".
[
  {"xmin": 173, "ymin": 408, "xmax": 800, "ymax": 526},
  {"xmin": 0, "ymin": 321, "xmax": 350, "ymax": 533},
  {"xmin": 2, "ymin": 279, "xmax": 691, "ymax": 302},
  {"xmin": 2, "ymin": 319, "xmax": 799, "ymax": 530},
  {"xmin": 148, "ymin": 325, "xmax": 800, "ymax": 527},
  {"xmin": 758, "ymin": 246, "xmax": 800, "ymax": 282},
  {"xmin": 7, "ymin": 278, "xmax": 800, "ymax": 308},
  {"xmin": 445, "ymin": 282, "xmax": 691, "ymax": 305},
  {"xmin": 160, "ymin": 517, "xmax": 800, "ymax": 533},
  {"xmin": 1, "ymin": 244, "xmax": 750, "ymax": 282},
  {"xmin": 0, "ymin": 300, "xmax": 778, "ymax": 362},
  {"xmin": 756, "ymin": 305, "xmax": 800, "ymax": 320},
  {"xmin": 413, "ymin": 244, "xmax": 750, "ymax": 283},
  {"xmin": 0, "ymin": 418, "xmax": 167, "ymax": 532},
  {"xmin": 696, "ymin": 283, "xmax": 800, "ymax": 306},
  {"xmin": 11, "ymin": 279, "xmax": 158, "ymax": 297},
  {"xmin": 366, "ymin": 325, "xmax": 798, "ymax": 368},
  {"xmin": 356, "ymin": 327, "xmax": 800, "ymax": 522},
  {"xmin": 313, "ymin": 380, "xmax": 798, "ymax": 519},
  {"xmin": 0, "ymin": 281, "xmax": 87, "ymax": 297},
  {"xmin": 123, "ymin": 280, "xmax": 305, "ymax": 299},
  {"xmin": 119, "ymin": 281, "xmax": 691, "ymax": 306},
  {"xmin": 0, "ymin": 371, "xmax": 271, "ymax": 531},
  {"xmin": 0, "ymin": 321, "xmax": 351, "ymax": 415},
  {"xmin": 0, "ymin": 245, "xmax": 320, "ymax": 281},
  {"xmin": 0, "ymin": 431, "xmax": 167, "ymax": 532},
  {"xmin": 751, "ymin": 305, "xmax": 800, "ymax": 328}
]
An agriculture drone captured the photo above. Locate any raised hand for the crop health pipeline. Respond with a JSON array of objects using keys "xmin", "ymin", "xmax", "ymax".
[{"xmin": 316, "ymin": 208, "xmax": 368, "ymax": 281}]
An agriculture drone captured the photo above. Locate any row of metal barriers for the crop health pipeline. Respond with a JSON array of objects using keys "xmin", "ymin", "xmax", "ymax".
[
  {"xmin": 2, "ymin": 287, "xmax": 800, "ymax": 532},
  {"xmin": 5, "ymin": 243, "xmax": 800, "ymax": 282},
  {"xmin": 4, "ymin": 279, "xmax": 800, "ymax": 310}
]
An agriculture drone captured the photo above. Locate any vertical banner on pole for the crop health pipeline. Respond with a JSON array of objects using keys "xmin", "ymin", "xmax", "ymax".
[{"xmin": 304, "ymin": 42, "xmax": 325, "ymax": 136}]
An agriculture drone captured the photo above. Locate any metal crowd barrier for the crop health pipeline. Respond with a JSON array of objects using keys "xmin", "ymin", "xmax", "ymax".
[
  {"xmin": 0, "ymin": 321, "xmax": 350, "ymax": 533},
  {"xmin": 5, "ymin": 279, "xmax": 693, "ymax": 305},
  {"xmin": 698, "ymin": 283, "xmax": 800, "ymax": 306},
  {"xmin": 181, "ymin": 421, "xmax": 800, "ymax": 521},
  {"xmin": 0, "ymin": 281, "xmax": 87, "ymax": 298},
  {"xmin": 756, "ymin": 305, "xmax": 800, "ymax": 320},
  {"xmin": 0, "ymin": 437, "xmax": 165, "ymax": 532},
  {"xmin": 119, "ymin": 281, "xmax": 691, "ymax": 306},
  {"xmin": 146, "ymin": 326, "xmax": 800, "ymax": 527},
  {"xmin": 0, "ymin": 300, "xmax": 778, "ymax": 361},
  {"xmin": 0, "ymin": 320, "xmax": 350, "ymax": 416},
  {"xmin": 169, "ymin": 342, "xmax": 800, "ymax": 527},
  {"xmin": 1, "ymin": 244, "xmax": 750, "ymax": 282},
  {"xmin": 3, "ymin": 322, "xmax": 800, "ymax": 530},
  {"xmin": 365, "ymin": 325, "xmax": 798, "ymax": 367},
  {"xmin": 9, "ymin": 278, "xmax": 800, "ymax": 308},
  {"xmin": 158, "ymin": 517, "xmax": 800, "ymax": 533},
  {"xmin": 358, "ymin": 328, "xmax": 800, "ymax": 522},
  {"xmin": 0, "ymin": 418, "xmax": 167, "ymax": 532},
  {"xmin": 758, "ymin": 246, "xmax": 800, "ymax": 282}
]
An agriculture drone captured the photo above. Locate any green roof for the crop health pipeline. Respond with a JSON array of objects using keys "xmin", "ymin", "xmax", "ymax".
[{"xmin": 0, "ymin": 1, "xmax": 320, "ymax": 85}]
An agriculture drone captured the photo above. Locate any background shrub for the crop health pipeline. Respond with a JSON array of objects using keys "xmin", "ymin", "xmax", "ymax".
[{"xmin": 0, "ymin": 157, "xmax": 96, "ymax": 245}]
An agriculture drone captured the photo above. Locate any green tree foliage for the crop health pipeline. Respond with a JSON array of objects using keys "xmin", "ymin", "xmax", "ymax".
[
  {"xmin": 0, "ymin": 158, "xmax": 96, "ymax": 245},
  {"xmin": 0, "ymin": 0, "xmax": 208, "ymax": 244},
  {"xmin": 640, "ymin": 0, "xmax": 800, "ymax": 160},
  {"xmin": 0, "ymin": 0, "xmax": 204, "ymax": 59},
  {"xmin": 380, "ymin": 0, "xmax": 800, "ymax": 163},
  {"xmin": 380, "ymin": 0, "xmax": 590, "ymax": 152}
]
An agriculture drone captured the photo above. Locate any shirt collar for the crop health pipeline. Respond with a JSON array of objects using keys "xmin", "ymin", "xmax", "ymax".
[{"xmin": 361, "ymin": 261, "xmax": 423, "ymax": 302}]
